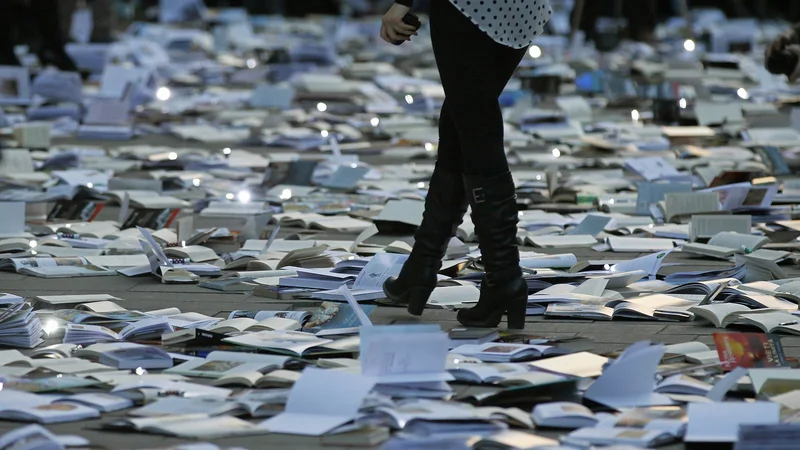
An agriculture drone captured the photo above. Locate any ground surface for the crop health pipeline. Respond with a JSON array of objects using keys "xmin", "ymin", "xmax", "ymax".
[{"xmin": 3, "ymin": 134, "xmax": 794, "ymax": 448}]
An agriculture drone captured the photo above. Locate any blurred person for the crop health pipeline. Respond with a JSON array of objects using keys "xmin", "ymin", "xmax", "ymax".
[
  {"xmin": 380, "ymin": 0, "xmax": 552, "ymax": 329},
  {"xmin": 765, "ymin": 24, "xmax": 800, "ymax": 83},
  {"xmin": 573, "ymin": 0, "xmax": 660, "ymax": 44},
  {"xmin": 0, "ymin": 0, "xmax": 77, "ymax": 70}
]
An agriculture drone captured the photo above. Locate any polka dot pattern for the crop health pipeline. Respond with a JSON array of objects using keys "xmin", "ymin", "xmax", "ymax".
[{"xmin": 449, "ymin": 0, "xmax": 552, "ymax": 49}]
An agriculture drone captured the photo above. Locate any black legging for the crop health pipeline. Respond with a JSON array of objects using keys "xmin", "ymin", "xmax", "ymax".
[{"xmin": 430, "ymin": 0, "xmax": 527, "ymax": 177}]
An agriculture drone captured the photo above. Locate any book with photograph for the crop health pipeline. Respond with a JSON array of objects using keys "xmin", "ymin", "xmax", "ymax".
[{"xmin": 713, "ymin": 331, "xmax": 787, "ymax": 371}]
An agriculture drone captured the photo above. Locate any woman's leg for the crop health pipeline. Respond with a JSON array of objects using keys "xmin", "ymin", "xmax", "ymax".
[
  {"xmin": 382, "ymin": 101, "xmax": 469, "ymax": 315},
  {"xmin": 430, "ymin": 0, "xmax": 528, "ymax": 329},
  {"xmin": 430, "ymin": 0, "xmax": 526, "ymax": 176}
]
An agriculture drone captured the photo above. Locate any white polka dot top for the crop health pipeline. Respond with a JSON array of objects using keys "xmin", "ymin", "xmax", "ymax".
[{"xmin": 395, "ymin": 0, "xmax": 552, "ymax": 49}]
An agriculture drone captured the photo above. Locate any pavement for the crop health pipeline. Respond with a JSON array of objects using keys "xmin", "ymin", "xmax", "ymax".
[{"xmin": 4, "ymin": 134, "xmax": 796, "ymax": 448}]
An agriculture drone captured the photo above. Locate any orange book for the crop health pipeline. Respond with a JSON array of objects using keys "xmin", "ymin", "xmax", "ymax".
[{"xmin": 713, "ymin": 332, "xmax": 787, "ymax": 371}]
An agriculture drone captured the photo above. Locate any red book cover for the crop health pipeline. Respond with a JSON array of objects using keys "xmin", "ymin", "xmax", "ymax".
[{"xmin": 713, "ymin": 332, "xmax": 787, "ymax": 371}]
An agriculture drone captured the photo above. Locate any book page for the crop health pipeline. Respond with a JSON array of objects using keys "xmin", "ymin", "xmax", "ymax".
[
  {"xmin": 664, "ymin": 192, "xmax": 721, "ymax": 222},
  {"xmin": 690, "ymin": 215, "xmax": 750, "ymax": 241}
]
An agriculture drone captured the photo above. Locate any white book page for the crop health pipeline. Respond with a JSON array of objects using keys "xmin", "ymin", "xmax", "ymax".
[{"xmin": 259, "ymin": 368, "xmax": 376, "ymax": 436}]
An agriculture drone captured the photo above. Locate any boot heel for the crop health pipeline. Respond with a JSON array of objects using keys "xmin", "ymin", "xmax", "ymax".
[
  {"xmin": 406, "ymin": 285, "xmax": 434, "ymax": 316},
  {"xmin": 505, "ymin": 294, "xmax": 527, "ymax": 330}
]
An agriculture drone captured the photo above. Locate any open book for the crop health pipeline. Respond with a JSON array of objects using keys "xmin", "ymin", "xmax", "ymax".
[
  {"xmin": 208, "ymin": 317, "xmax": 302, "ymax": 334},
  {"xmin": 63, "ymin": 318, "xmax": 174, "ymax": 345},
  {"xmin": 681, "ymin": 231, "xmax": 770, "ymax": 259},
  {"xmin": 222, "ymin": 330, "xmax": 359, "ymax": 357}
]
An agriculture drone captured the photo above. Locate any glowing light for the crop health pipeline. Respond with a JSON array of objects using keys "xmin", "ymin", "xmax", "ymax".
[
  {"xmin": 225, "ymin": 193, "xmax": 234, "ymax": 200},
  {"xmin": 370, "ymin": 117, "xmax": 380, "ymax": 127},
  {"xmin": 192, "ymin": 178, "xmax": 201, "ymax": 187},
  {"xmin": 181, "ymin": 240, "xmax": 186, "ymax": 247},
  {"xmin": 65, "ymin": 224, "xmax": 71, "ymax": 228},
  {"xmin": 223, "ymin": 147, "xmax": 232, "ymax": 155},
  {"xmin": 608, "ymin": 199, "xmax": 615, "ymax": 205},
  {"xmin": 424, "ymin": 142, "xmax": 435, "ymax": 152},
  {"xmin": 535, "ymin": 175, "xmax": 542, "ymax": 180},
  {"xmin": 683, "ymin": 39, "xmax": 696, "ymax": 52},
  {"xmin": 679, "ymin": 98, "xmax": 687, "ymax": 109},
  {"xmin": 86, "ymin": 182, "xmax": 93, "ymax": 188},
  {"xmin": 350, "ymin": 163, "xmax": 358, "ymax": 168},
  {"xmin": 135, "ymin": 367, "xmax": 147, "ymax": 376},
  {"xmin": 603, "ymin": 264, "xmax": 611, "ymax": 270},
  {"xmin": 43, "ymin": 320, "xmax": 58, "ymax": 335},
  {"xmin": 246, "ymin": 58, "xmax": 257, "ymax": 69},
  {"xmin": 631, "ymin": 109, "xmax": 640, "ymax": 122},
  {"xmin": 737, "ymin": 88, "xmax": 749, "ymax": 100},
  {"xmin": 316, "ymin": 102, "xmax": 327, "ymax": 112},
  {"xmin": 417, "ymin": 182, "xmax": 425, "ymax": 188},
  {"xmin": 551, "ymin": 148, "xmax": 561, "ymax": 158},
  {"xmin": 404, "ymin": 94, "xmax": 414, "ymax": 104},
  {"xmin": 279, "ymin": 188, "xmax": 292, "ymax": 200},
  {"xmin": 237, "ymin": 190, "xmax": 251, "ymax": 204},
  {"xmin": 648, "ymin": 224, "xmax": 654, "ymax": 228},
  {"xmin": 320, "ymin": 130, "xmax": 329, "ymax": 138},
  {"xmin": 528, "ymin": 45, "xmax": 542, "ymax": 58},
  {"xmin": 168, "ymin": 152, "xmax": 178, "ymax": 160},
  {"xmin": 156, "ymin": 87, "xmax": 171, "ymax": 101},
  {"xmin": 29, "ymin": 240, "xmax": 37, "ymax": 248}
]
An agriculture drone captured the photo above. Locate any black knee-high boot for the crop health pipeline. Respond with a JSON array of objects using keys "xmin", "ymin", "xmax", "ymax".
[
  {"xmin": 457, "ymin": 171, "xmax": 527, "ymax": 329},
  {"xmin": 383, "ymin": 165, "xmax": 469, "ymax": 315}
]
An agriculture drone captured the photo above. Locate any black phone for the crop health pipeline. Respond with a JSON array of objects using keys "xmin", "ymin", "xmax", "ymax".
[{"xmin": 392, "ymin": 13, "xmax": 422, "ymax": 46}]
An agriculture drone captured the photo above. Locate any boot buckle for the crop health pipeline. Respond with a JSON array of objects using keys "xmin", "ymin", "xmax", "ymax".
[{"xmin": 472, "ymin": 188, "xmax": 486, "ymax": 204}]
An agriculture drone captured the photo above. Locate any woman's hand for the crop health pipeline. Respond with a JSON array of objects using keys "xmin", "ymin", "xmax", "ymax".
[{"xmin": 380, "ymin": 3, "xmax": 417, "ymax": 44}]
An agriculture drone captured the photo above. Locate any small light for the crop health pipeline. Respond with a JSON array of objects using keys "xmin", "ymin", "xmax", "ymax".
[
  {"xmin": 417, "ymin": 182, "xmax": 425, "ymax": 188},
  {"xmin": 551, "ymin": 148, "xmax": 561, "ymax": 158},
  {"xmin": 404, "ymin": 94, "xmax": 414, "ymax": 104},
  {"xmin": 648, "ymin": 224, "xmax": 654, "ymax": 228},
  {"xmin": 350, "ymin": 163, "xmax": 358, "ymax": 168},
  {"xmin": 453, "ymin": 359, "xmax": 460, "ymax": 364},
  {"xmin": 528, "ymin": 45, "xmax": 542, "ymax": 58},
  {"xmin": 181, "ymin": 240, "xmax": 186, "ymax": 247},
  {"xmin": 279, "ymin": 188, "xmax": 292, "ymax": 200},
  {"xmin": 518, "ymin": 211, "xmax": 524, "ymax": 217},
  {"xmin": 168, "ymin": 152, "xmax": 178, "ymax": 160},
  {"xmin": 225, "ymin": 193, "xmax": 234, "ymax": 200},
  {"xmin": 316, "ymin": 102, "xmax": 327, "ymax": 112},
  {"xmin": 684, "ymin": 39, "xmax": 696, "ymax": 52},
  {"xmin": 320, "ymin": 130, "xmax": 329, "ymax": 138},
  {"xmin": 246, "ymin": 58, "xmax": 257, "ymax": 69},
  {"xmin": 603, "ymin": 264, "xmax": 611, "ymax": 270},
  {"xmin": 424, "ymin": 142, "xmax": 434, "ymax": 152},
  {"xmin": 29, "ymin": 240, "xmax": 37, "ymax": 248},
  {"xmin": 31, "ymin": 250, "xmax": 36, "ymax": 255},
  {"xmin": 56, "ymin": 374, "xmax": 63, "ymax": 378},
  {"xmin": 535, "ymin": 175, "xmax": 542, "ymax": 180},
  {"xmin": 156, "ymin": 87, "xmax": 171, "ymax": 101},
  {"xmin": 65, "ymin": 224, "xmax": 71, "ymax": 228},
  {"xmin": 737, "ymin": 88, "xmax": 749, "ymax": 100},
  {"xmin": 609, "ymin": 199, "xmax": 615, "ymax": 205},
  {"xmin": 679, "ymin": 98, "xmax": 687, "ymax": 109},
  {"xmin": 631, "ymin": 110, "xmax": 640, "ymax": 122},
  {"xmin": 192, "ymin": 178, "xmax": 201, "ymax": 187},
  {"xmin": 223, "ymin": 147, "xmax": 232, "ymax": 155},
  {"xmin": 135, "ymin": 367, "xmax": 147, "ymax": 376},
  {"xmin": 43, "ymin": 320, "xmax": 58, "ymax": 335},
  {"xmin": 237, "ymin": 190, "xmax": 251, "ymax": 204},
  {"xmin": 86, "ymin": 182, "xmax": 93, "ymax": 188},
  {"xmin": 370, "ymin": 117, "xmax": 380, "ymax": 127}
]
